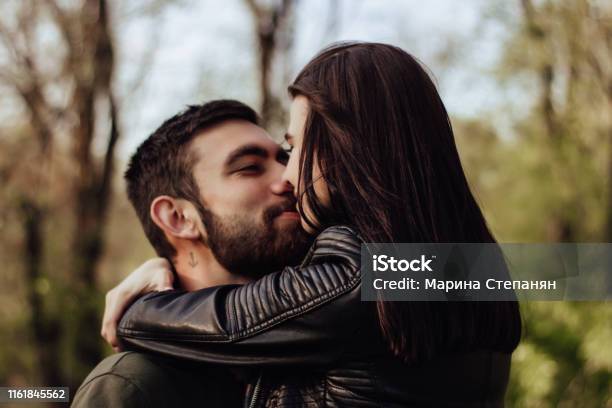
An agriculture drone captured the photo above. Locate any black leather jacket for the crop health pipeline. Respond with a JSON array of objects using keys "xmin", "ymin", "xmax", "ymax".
[{"xmin": 117, "ymin": 226, "xmax": 512, "ymax": 407}]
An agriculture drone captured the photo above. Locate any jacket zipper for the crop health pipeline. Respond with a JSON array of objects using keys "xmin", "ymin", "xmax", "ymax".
[{"xmin": 248, "ymin": 374, "xmax": 263, "ymax": 408}]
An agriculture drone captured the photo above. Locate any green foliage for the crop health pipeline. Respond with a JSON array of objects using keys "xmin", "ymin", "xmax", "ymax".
[
  {"xmin": 454, "ymin": 115, "xmax": 612, "ymax": 405},
  {"xmin": 453, "ymin": 2, "xmax": 612, "ymax": 404}
]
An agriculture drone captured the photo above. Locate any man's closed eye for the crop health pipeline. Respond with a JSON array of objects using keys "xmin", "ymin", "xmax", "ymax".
[{"xmin": 235, "ymin": 164, "xmax": 263, "ymax": 175}]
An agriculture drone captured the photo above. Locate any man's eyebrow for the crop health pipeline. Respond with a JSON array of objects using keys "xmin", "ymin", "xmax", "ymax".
[{"xmin": 224, "ymin": 144, "xmax": 269, "ymax": 167}]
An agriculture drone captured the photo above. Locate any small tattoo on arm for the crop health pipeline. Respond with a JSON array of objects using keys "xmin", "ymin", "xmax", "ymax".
[{"xmin": 188, "ymin": 252, "xmax": 198, "ymax": 267}]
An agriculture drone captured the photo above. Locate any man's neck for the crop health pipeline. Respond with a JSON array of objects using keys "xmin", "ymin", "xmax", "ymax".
[{"xmin": 173, "ymin": 246, "xmax": 251, "ymax": 291}]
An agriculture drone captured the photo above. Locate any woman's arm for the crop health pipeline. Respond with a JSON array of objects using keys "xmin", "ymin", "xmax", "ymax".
[
  {"xmin": 116, "ymin": 225, "xmax": 366, "ymax": 366},
  {"xmin": 101, "ymin": 258, "xmax": 175, "ymax": 351}
]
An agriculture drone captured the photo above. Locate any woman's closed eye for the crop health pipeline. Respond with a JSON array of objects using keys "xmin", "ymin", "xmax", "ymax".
[{"xmin": 275, "ymin": 143, "xmax": 292, "ymax": 165}]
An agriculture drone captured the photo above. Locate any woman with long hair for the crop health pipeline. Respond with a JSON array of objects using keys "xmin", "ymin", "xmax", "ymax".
[{"xmin": 109, "ymin": 42, "xmax": 521, "ymax": 407}]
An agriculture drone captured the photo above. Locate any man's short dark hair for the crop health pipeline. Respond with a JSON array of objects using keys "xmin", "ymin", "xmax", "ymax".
[{"xmin": 125, "ymin": 99, "xmax": 259, "ymax": 258}]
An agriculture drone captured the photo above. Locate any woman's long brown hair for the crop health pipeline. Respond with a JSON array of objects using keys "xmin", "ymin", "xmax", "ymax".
[{"xmin": 289, "ymin": 42, "xmax": 521, "ymax": 363}]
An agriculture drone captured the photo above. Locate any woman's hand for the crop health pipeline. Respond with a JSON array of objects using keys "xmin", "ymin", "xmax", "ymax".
[{"xmin": 101, "ymin": 258, "xmax": 174, "ymax": 351}]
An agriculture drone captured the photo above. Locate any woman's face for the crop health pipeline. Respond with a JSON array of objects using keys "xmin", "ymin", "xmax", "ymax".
[{"xmin": 282, "ymin": 95, "xmax": 330, "ymax": 233}]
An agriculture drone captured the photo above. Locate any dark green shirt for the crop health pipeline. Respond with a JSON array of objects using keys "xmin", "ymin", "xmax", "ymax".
[{"xmin": 72, "ymin": 352, "xmax": 244, "ymax": 407}]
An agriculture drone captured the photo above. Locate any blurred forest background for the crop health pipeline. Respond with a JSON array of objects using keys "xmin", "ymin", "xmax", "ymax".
[{"xmin": 0, "ymin": 0, "xmax": 610, "ymax": 406}]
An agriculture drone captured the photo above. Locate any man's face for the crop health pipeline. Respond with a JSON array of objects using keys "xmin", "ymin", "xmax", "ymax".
[{"xmin": 188, "ymin": 119, "xmax": 312, "ymax": 277}]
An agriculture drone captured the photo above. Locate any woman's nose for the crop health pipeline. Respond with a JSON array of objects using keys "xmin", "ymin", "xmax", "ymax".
[
  {"xmin": 270, "ymin": 176, "xmax": 294, "ymax": 196},
  {"xmin": 280, "ymin": 150, "xmax": 299, "ymax": 192}
]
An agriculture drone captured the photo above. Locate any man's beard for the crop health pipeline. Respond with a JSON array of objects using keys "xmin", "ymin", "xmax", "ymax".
[{"xmin": 196, "ymin": 201, "xmax": 313, "ymax": 278}]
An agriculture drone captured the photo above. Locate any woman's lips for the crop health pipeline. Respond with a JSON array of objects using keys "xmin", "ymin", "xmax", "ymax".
[{"xmin": 276, "ymin": 210, "xmax": 300, "ymax": 220}]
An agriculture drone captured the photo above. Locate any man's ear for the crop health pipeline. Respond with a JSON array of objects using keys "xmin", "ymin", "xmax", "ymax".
[{"xmin": 150, "ymin": 196, "xmax": 200, "ymax": 240}]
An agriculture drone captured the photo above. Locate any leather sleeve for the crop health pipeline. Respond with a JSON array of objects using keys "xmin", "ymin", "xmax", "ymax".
[{"xmin": 116, "ymin": 225, "xmax": 365, "ymax": 366}]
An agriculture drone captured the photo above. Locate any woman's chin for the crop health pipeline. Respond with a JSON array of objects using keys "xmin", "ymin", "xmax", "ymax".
[{"xmin": 300, "ymin": 218, "xmax": 318, "ymax": 234}]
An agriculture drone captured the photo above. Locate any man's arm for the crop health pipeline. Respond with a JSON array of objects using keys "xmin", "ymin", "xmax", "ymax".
[{"xmin": 117, "ymin": 226, "xmax": 367, "ymax": 366}]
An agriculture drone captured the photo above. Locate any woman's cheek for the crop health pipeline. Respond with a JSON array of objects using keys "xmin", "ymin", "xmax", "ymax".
[
  {"xmin": 286, "ymin": 149, "xmax": 300, "ymax": 189},
  {"xmin": 312, "ymin": 161, "xmax": 331, "ymax": 207}
]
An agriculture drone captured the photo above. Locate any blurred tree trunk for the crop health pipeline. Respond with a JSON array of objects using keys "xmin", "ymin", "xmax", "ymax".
[
  {"xmin": 520, "ymin": 0, "xmax": 575, "ymax": 242},
  {"xmin": 588, "ymin": 22, "xmax": 612, "ymax": 242},
  {"xmin": 0, "ymin": 0, "xmax": 119, "ymax": 388},
  {"xmin": 19, "ymin": 199, "xmax": 62, "ymax": 387},
  {"xmin": 64, "ymin": 0, "xmax": 119, "ymax": 380},
  {"xmin": 511, "ymin": 1, "xmax": 612, "ymax": 405},
  {"xmin": 245, "ymin": 0, "xmax": 294, "ymax": 130},
  {"xmin": 584, "ymin": 10, "xmax": 612, "ymax": 292},
  {"xmin": 516, "ymin": 0, "xmax": 612, "ymax": 243}
]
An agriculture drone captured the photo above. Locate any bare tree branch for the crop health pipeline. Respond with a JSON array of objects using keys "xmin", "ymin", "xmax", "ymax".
[
  {"xmin": 0, "ymin": 17, "xmax": 28, "ymax": 67},
  {"xmin": 0, "ymin": 33, "xmax": 53, "ymax": 153},
  {"xmin": 43, "ymin": 0, "xmax": 79, "ymax": 75},
  {"xmin": 245, "ymin": 0, "xmax": 294, "ymax": 127}
]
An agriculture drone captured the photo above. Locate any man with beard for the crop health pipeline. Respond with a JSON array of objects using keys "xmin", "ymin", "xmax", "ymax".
[{"xmin": 73, "ymin": 100, "xmax": 311, "ymax": 407}]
